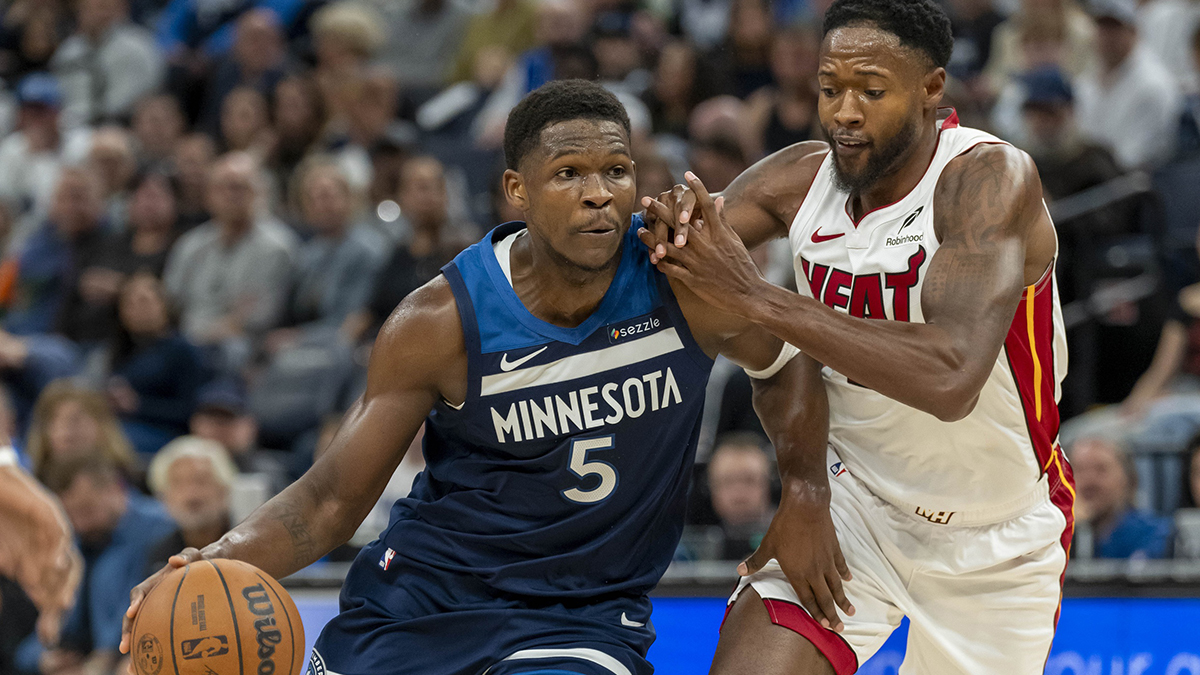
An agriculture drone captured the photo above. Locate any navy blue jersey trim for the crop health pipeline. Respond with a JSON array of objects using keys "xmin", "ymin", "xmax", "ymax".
[
  {"xmin": 655, "ymin": 271, "xmax": 714, "ymax": 371},
  {"xmin": 441, "ymin": 263, "xmax": 482, "ymax": 403},
  {"xmin": 479, "ymin": 222, "xmax": 639, "ymax": 347}
]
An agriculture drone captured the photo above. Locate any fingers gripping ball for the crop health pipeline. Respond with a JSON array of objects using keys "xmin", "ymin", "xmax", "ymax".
[{"xmin": 131, "ymin": 559, "xmax": 305, "ymax": 675}]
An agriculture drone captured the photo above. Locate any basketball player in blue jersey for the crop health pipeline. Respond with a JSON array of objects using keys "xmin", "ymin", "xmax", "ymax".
[{"xmin": 118, "ymin": 79, "xmax": 839, "ymax": 675}]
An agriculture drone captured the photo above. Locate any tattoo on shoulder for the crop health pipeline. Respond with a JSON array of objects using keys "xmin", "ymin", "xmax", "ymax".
[{"xmin": 935, "ymin": 146, "xmax": 1031, "ymax": 253}]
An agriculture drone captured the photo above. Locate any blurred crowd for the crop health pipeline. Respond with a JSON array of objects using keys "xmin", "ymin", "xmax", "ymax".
[{"xmin": 2, "ymin": 0, "xmax": 1200, "ymax": 671}]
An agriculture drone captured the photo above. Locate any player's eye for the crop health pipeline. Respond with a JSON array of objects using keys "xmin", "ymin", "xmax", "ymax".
[
  {"xmin": 608, "ymin": 166, "xmax": 627, "ymax": 178},
  {"xmin": 865, "ymin": 89, "xmax": 885, "ymax": 98},
  {"xmin": 820, "ymin": 87, "xmax": 838, "ymax": 98},
  {"xmin": 557, "ymin": 168, "xmax": 578, "ymax": 179}
]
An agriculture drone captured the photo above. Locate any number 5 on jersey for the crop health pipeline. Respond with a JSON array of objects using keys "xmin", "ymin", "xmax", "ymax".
[{"xmin": 563, "ymin": 436, "xmax": 618, "ymax": 504}]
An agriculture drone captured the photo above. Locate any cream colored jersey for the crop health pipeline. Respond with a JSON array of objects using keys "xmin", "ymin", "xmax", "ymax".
[{"xmin": 789, "ymin": 110, "xmax": 1070, "ymax": 522}]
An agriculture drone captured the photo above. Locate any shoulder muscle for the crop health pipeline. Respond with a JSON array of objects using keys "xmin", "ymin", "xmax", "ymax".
[
  {"xmin": 724, "ymin": 141, "xmax": 829, "ymax": 248},
  {"xmin": 367, "ymin": 275, "xmax": 468, "ymax": 406}
]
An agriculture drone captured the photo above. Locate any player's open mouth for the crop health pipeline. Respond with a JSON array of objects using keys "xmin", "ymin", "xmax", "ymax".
[{"xmin": 833, "ymin": 137, "xmax": 869, "ymax": 155}]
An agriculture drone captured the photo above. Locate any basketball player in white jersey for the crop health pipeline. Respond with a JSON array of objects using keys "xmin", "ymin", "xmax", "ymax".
[{"xmin": 641, "ymin": 0, "xmax": 1073, "ymax": 673}]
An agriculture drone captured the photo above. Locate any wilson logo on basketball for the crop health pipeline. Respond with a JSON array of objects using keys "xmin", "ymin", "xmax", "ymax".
[
  {"xmin": 243, "ymin": 584, "xmax": 283, "ymax": 675},
  {"xmin": 135, "ymin": 634, "xmax": 163, "ymax": 675},
  {"xmin": 180, "ymin": 635, "xmax": 229, "ymax": 659}
]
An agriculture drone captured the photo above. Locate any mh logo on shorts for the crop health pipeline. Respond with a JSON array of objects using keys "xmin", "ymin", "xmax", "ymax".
[
  {"xmin": 830, "ymin": 462, "xmax": 847, "ymax": 477},
  {"xmin": 379, "ymin": 547, "xmax": 396, "ymax": 571},
  {"xmin": 915, "ymin": 507, "xmax": 956, "ymax": 525}
]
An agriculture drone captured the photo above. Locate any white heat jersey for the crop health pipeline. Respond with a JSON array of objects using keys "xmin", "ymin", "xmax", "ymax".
[{"xmin": 790, "ymin": 110, "xmax": 1070, "ymax": 521}]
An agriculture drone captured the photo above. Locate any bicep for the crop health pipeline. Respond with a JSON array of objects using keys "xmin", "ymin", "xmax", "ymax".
[
  {"xmin": 924, "ymin": 146, "xmax": 1038, "ymax": 373},
  {"xmin": 312, "ymin": 280, "xmax": 465, "ymax": 504},
  {"xmin": 721, "ymin": 142, "xmax": 827, "ymax": 249}
]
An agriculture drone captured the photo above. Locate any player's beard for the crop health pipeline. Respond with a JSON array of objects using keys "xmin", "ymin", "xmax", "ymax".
[{"xmin": 825, "ymin": 116, "xmax": 920, "ymax": 195}]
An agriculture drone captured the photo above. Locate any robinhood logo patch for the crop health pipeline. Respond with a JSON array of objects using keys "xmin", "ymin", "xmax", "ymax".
[{"xmin": 886, "ymin": 206, "xmax": 924, "ymax": 247}]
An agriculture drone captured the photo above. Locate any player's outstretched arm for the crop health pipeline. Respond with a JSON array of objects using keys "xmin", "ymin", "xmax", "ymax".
[
  {"xmin": 641, "ymin": 141, "xmax": 827, "ymax": 263},
  {"xmin": 745, "ymin": 354, "xmax": 854, "ymax": 633},
  {"xmin": 650, "ymin": 146, "xmax": 1051, "ymax": 422},
  {"xmin": 0, "ymin": 451, "xmax": 82, "ymax": 646},
  {"xmin": 119, "ymin": 277, "xmax": 468, "ymax": 657}
]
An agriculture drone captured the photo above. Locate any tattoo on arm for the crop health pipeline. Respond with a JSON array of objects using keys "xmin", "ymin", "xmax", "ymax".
[
  {"xmin": 276, "ymin": 504, "xmax": 316, "ymax": 568},
  {"xmin": 925, "ymin": 146, "xmax": 1030, "ymax": 319}
]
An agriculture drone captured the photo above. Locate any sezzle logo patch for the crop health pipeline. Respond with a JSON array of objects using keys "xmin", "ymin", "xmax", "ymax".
[{"xmin": 607, "ymin": 316, "xmax": 662, "ymax": 344}]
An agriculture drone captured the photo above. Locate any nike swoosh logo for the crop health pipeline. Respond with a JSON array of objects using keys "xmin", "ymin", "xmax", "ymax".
[
  {"xmin": 499, "ymin": 346, "xmax": 549, "ymax": 372},
  {"xmin": 811, "ymin": 229, "xmax": 845, "ymax": 243},
  {"xmin": 621, "ymin": 612, "xmax": 645, "ymax": 628}
]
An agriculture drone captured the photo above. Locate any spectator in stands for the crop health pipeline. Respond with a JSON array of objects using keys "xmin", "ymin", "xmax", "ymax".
[
  {"xmin": 339, "ymin": 69, "xmax": 411, "ymax": 192},
  {"xmin": 1016, "ymin": 66, "xmax": 1130, "ymax": 304},
  {"xmin": 170, "ymin": 132, "xmax": 215, "ymax": 231},
  {"xmin": 0, "ymin": 2, "xmax": 65, "ymax": 84},
  {"xmin": 51, "ymin": 0, "xmax": 164, "ymax": 128},
  {"xmin": 1071, "ymin": 436, "xmax": 1173, "ymax": 558},
  {"xmin": 449, "ymin": 0, "xmax": 537, "ymax": 84},
  {"xmin": 471, "ymin": 0, "xmax": 593, "ymax": 144},
  {"xmin": 266, "ymin": 158, "xmax": 385, "ymax": 354},
  {"xmin": 188, "ymin": 378, "xmax": 287, "ymax": 492},
  {"xmin": 269, "ymin": 75, "xmax": 327, "ymax": 192},
  {"xmin": 743, "ymin": 25, "xmax": 820, "ymax": 160},
  {"xmin": 5, "ymin": 166, "xmax": 116, "ymax": 346},
  {"xmin": 689, "ymin": 133, "xmax": 749, "ymax": 194},
  {"xmin": 162, "ymin": 152, "xmax": 296, "ymax": 373},
  {"xmin": 1076, "ymin": 0, "xmax": 1181, "ymax": 169},
  {"xmin": 131, "ymin": 94, "xmax": 186, "ymax": 169},
  {"xmin": 19, "ymin": 454, "xmax": 172, "ymax": 675},
  {"xmin": 98, "ymin": 170, "xmax": 180, "ymax": 279},
  {"xmin": 984, "ymin": 0, "xmax": 1096, "ymax": 87},
  {"xmin": 1174, "ymin": 24, "xmax": 1200, "ymax": 160},
  {"xmin": 0, "ymin": 75, "xmax": 93, "ymax": 234},
  {"xmin": 367, "ymin": 0, "xmax": 470, "ymax": 96},
  {"xmin": 144, "ymin": 435, "xmax": 236, "ymax": 570},
  {"xmin": 87, "ymin": 126, "xmax": 139, "ymax": 228},
  {"xmin": 644, "ymin": 40, "xmax": 704, "ymax": 138},
  {"xmin": 719, "ymin": 0, "xmax": 774, "ymax": 99},
  {"xmin": 219, "ymin": 86, "xmax": 272, "ymax": 157},
  {"xmin": 346, "ymin": 156, "xmax": 471, "ymax": 341},
  {"xmin": 155, "ymin": 0, "xmax": 305, "ymax": 61},
  {"xmin": 96, "ymin": 273, "xmax": 207, "ymax": 455},
  {"xmin": 707, "ymin": 433, "xmax": 774, "ymax": 561},
  {"xmin": 310, "ymin": 1, "xmax": 386, "ymax": 128},
  {"xmin": 198, "ymin": 8, "xmax": 288, "ymax": 135},
  {"xmin": 26, "ymin": 380, "xmax": 138, "ymax": 485},
  {"xmin": 945, "ymin": 0, "xmax": 1005, "ymax": 85}
]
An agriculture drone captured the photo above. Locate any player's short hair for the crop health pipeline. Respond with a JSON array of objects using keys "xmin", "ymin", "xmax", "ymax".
[
  {"xmin": 822, "ymin": 0, "xmax": 954, "ymax": 70},
  {"xmin": 503, "ymin": 79, "xmax": 631, "ymax": 171}
]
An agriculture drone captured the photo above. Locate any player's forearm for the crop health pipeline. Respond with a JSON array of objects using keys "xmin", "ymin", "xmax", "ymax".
[
  {"xmin": 202, "ymin": 474, "xmax": 357, "ymax": 581},
  {"xmin": 745, "ymin": 281, "xmax": 991, "ymax": 422},
  {"xmin": 752, "ymin": 356, "xmax": 831, "ymax": 504}
]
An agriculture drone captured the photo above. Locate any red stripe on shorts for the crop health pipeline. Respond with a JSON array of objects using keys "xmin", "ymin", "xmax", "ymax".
[{"xmin": 760, "ymin": 599, "xmax": 859, "ymax": 675}]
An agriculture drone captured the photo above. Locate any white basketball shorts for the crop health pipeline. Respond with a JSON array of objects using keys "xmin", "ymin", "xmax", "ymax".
[{"xmin": 727, "ymin": 447, "xmax": 1075, "ymax": 674}]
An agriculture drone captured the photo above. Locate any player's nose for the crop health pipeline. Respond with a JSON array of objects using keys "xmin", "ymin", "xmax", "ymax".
[
  {"xmin": 581, "ymin": 173, "xmax": 613, "ymax": 208},
  {"xmin": 832, "ymin": 94, "xmax": 865, "ymax": 128}
]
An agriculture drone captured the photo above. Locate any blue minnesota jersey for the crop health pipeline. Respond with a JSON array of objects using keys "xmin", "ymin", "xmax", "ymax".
[{"xmin": 380, "ymin": 216, "xmax": 713, "ymax": 599}]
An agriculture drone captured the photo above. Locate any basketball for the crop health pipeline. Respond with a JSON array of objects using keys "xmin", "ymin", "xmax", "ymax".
[{"xmin": 130, "ymin": 559, "xmax": 305, "ymax": 675}]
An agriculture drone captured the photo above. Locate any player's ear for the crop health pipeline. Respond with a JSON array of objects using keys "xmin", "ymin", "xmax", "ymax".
[
  {"xmin": 924, "ymin": 67, "xmax": 946, "ymax": 111},
  {"xmin": 503, "ymin": 169, "xmax": 529, "ymax": 212}
]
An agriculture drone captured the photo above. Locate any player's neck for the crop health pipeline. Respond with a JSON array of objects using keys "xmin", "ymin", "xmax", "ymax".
[
  {"xmin": 509, "ymin": 234, "xmax": 621, "ymax": 328},
  {"xmin": 849, "ymin": 123, "xmax": 940, "ymax": 220}
]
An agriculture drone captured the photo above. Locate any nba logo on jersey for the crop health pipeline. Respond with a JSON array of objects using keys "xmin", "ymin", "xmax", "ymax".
[
  {"xmin": 379, "ymin": 547, "xmax": 395, "ymax": 571},
  {"xmin": 830, "ymin": 462, "xmax": 847, "ymax": 477}
]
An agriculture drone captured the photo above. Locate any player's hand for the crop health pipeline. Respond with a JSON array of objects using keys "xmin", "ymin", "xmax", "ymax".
[
  {"xmin": 639, "ymin": 173, "xmax": 763, "ymax": 315},
  {"xmin": 739, "ymin": 488, "xmax": 854, "ymax": 633},
  {"xmin": 119, "ymin": 549, "xmax": 204, "ymax": 661},
  {"xmin": 640, "ymin": 182, "xmax": 700, "ymax": 264}
]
